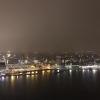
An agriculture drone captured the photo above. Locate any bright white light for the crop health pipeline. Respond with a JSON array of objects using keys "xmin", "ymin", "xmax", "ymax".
[
  {"xmin": 42, "ymin": 70, "xmax": 45, "ymax": 75},
  {"xmin": 93, "ymin": 69, "xmax": 96, "ymax": 74},
  {"xmin": 26, "ymin": 75, "xmax": 29, "ymax": 78},
  {"xmin": 26, "ymin": 72, "xmax": 30, "ymax": 75},
  {"xmin": 35, "ymin": 71, "xmax": 38, "ymax": 74},
  {"xmin": 19, "ymin": 72, "xmax": 22, "ymax": 75},
  {"xmin": 31, "ymin": 65, "xmax": 35, "ymax": 68},
  {"xmin": 1, "ymin": 76, "xmax": 5, "ymax": 81},
  {"xmin": 31, "ymin": 72, "xmax": 34, "ymax": 74},
  {"xmin": 11, "ymin": 75, "xmax": 15, "ymax": 81},
  {"xmin": 7, "ymin": 53, "xmax": 11, "ymax": 57},
  {"xmin": 69, "ymin": 69, "xmax": 72, "ymax": 73},
  {"xmin": 81, "ymin": 65, "xmax": 98, "ymax": 69},
  {"xmin": 82, "ymin": 69, "xmax": 85, "ymax": 72},
  {"xmin": 57, "ymin": 69, "xmax": 60, "ymax": 73}
]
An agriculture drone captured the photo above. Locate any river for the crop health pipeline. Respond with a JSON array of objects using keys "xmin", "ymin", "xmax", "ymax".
[{"xmin": 0, "ymin": 69, "xmax": 100, "ymax": 100}]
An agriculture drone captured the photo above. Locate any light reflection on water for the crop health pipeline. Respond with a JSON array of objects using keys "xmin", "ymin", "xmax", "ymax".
[
  {"xmin": 47, "ymin": 70, "xmax": 51, "ymax": 73},
  {"xmin": 31, "ymin": 75, "xmax": 34, "ymax": 80},
  {"xmin": 0, "ymin": 69, "xmax": 99, "ymax": 94},
  {"xmin": 69, "ymin": 69, "xmax": 72, "ymax": 78},
  {"xmin": 10, "ymin": 75, "xmax": 16, "ymax": 89},
  {"xmin": 0, "ymin": 69, "xmax": 99, "ymax": 79},
  {"xmin": 42, "ymin": 70, "xmax": 45, "ymax": 76},
  {"xmin": 82, "ymin": 69, "xmax": 98, "ymax": 84},
  {"xmin": 1, "ymin": 76, "xmax": 5, "ymax": 81},
  {"xmin": 0, "ymin": 69, "xmax": 100, "ymax": 100},
  {"xmin": 26, "ymin": 75, "xmax": 30, "ymax": 78}
]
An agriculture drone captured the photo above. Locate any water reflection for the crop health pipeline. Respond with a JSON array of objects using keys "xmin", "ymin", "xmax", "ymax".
[
  {"xmin": 0, "ymin": 69, "xmax": 99, "ymax": 89},
  {"xmin": 34, "ymin": 74, "xmax": 38, "ymax": 80},
  {"xmin": 0, "ymin": 69, "xmax": 99, "ymax": 100},
  {"xmin": 26, "ymin": 75, "xmax": 30, "ymax": 79},
  {"xmin": 92, "ymin": 69, "xmax": 97, "ymax": 74},
  {"xmin": 10, "ymin": 75, "xmax": 16, "ymax": 89},
  {"xmin": 31, "ymin": 71, "xmax": 34, "ymax": 74},
  {"xmin": 92, "ymin": 70, "xmax": 97, "ymax": 82},
  {"xmin": 1, "ymin": 76, "xmax": 5, "ymax": 81},
  {"xmin": 69, "ymin": 69, "xmax": 72, "ymax": 73},
  {"xmin": 82, "ymin": 69, "xmax": 85, "ymax": 73},
  {"xmin": 31, "ymin": 75, "xmax": 34, "ymax": 80},
  {"xmin": 69, "ymin": 69, "xmax": 72, "ymax": 78},
  {"xmin": 17, "ymin": 76, "xmax": 19, "ymax": 79},
  {"xmin": 42, "ymin": 70, "xmax": 45, "ymax": 76},
  {"xmin": 57, "ymin": 69, "xmax": 60, "ymax": 73},
  {"xmin": 82, "ymin": 69, "xmax": 98, "ymax": 84},
  {"xmin": 11, "ymin": 75, "xmax": 15, "ymax": 81},
  {"xmin": 47, "ymin": 70, "xmax": 50, "ymax": 73},
  {"xmin": 35, "ymin": 71, "xmax": 38, "ymax": 74},
  {"xmin": 57, "ymin": 73, "xmax": 60, "ymax": 81}
]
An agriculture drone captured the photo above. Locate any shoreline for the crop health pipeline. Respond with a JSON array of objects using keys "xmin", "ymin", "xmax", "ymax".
[{"xmin": 0, "ymin": 67, "xmax": 100, "ymax": 77}]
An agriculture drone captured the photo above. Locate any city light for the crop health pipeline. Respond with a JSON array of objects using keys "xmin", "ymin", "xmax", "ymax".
[
  {"xmin": 69, "ymin": 69, "xmax": 72, "ymax": 73},
  {"xmin": 35, "ymin": 71, "xmax": 38, "ymax": 74},
  {"xmin": 31, "ymin": 71, "xmax": 34, "ymax": 74},
  {"xmin": 19, "ymin": 72, "xmax": 23, "ymax": 75},
  {"xmin": 11, "ymin": 75, "xmax": 14, "ymax": 80},
  {"xmin": 26, "ymin": 75, "xmax": 30, "ymax": 78},
  {"xmin": 31, "ymin": 75, "xmax": 34, "ymax": 79},
  {"xmin": 31, "ymin": 65, "xmax": 35, "ymax": 68},
  {"xmin": 82, "ymin": 69, "xmax": 85, "ymax": 73},
  {"xmin": 0, "ymin": 51, "xmax": 100, "ymax": 78},
  {"xmin": 26, "ymin": 72, "xmax": 30, "ymax": 75},
  {"xmin": 17, "ymin": 76, "xmax": 18, "ymax": 79},
  {"xmin": 47, "ymin": 70, "xmax": 50, "ymax": 73},
  {"xmin": 42, "ymin": 70, "xmax": 45, "ymax": 75},
  {"xmin": 57, "ymin": 69, "xmax": 60, "ymax": 73},
  {"xmin": 1, "ymin": 76, "xmax": 5, "ymax": 81},
  {"xmin": 93, "ymin": 69, "xmax": 96, "ymax": 74}
]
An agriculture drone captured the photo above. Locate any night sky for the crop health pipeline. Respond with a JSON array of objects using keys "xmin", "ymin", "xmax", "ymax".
[{"xmin": 0, "ymin": 0, "xmax": 100, "ymax": 52}]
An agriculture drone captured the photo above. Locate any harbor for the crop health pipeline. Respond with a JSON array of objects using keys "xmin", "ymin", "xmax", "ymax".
[{"xmin": 0, "ymin": 64, "xmax": 100, "ymax": 77}]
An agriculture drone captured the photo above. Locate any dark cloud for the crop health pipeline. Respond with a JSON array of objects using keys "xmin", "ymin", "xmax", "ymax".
[{"xmin": 0, "ymin": 0, "xmax": 100, "ymax": 52}]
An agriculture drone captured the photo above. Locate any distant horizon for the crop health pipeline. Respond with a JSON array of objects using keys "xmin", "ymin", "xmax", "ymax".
[{"xmin": 0, "ymin": 50, "xmax": 100, "ymax": 54}]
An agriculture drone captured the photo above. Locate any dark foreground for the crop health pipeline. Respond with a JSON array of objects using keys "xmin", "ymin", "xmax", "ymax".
[{"xmin": 0, "ymin": 69, "xmax": 100, "ymax": 100}]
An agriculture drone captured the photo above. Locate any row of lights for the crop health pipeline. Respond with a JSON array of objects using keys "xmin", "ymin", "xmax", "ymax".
[
  {"xmin": 18, "ymin": 71, "xmax": 38, "ymax": 75},
  {"xmin": 82, "ymin": 69, "xmax": 97, "ymax": 73},
  {"xmin": 0, "ymin": 69, "xmax": 98, "ymax": 80},
  {"xmin": 0, "ymin": 70, "xmax": 52, "ymax": 81}
]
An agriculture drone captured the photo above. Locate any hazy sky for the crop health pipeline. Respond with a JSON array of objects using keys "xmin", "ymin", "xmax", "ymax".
[{"xmin": 0, "ymin": 0, "xmax": 100, "ymax": 52}]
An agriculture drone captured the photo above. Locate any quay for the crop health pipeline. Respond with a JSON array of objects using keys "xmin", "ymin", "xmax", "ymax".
[{"xmin": 0, "ymin": 64, "xmax": 100, "ymax": 77}]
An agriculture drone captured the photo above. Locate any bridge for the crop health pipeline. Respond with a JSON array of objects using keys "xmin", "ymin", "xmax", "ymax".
[{"xmin": 0, "ymin": 64, "xmax": 56, "ymax": 76}]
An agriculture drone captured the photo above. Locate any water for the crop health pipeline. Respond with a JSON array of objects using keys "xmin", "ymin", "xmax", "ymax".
[{"xmin": 0, "ymin": 69, "xmax": 100, "ymax": 100}]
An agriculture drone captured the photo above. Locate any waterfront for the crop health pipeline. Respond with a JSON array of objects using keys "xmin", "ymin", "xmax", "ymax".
[{"xmin": 0, "ymin": 69, "xmax": 100, "ymax": 100}]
